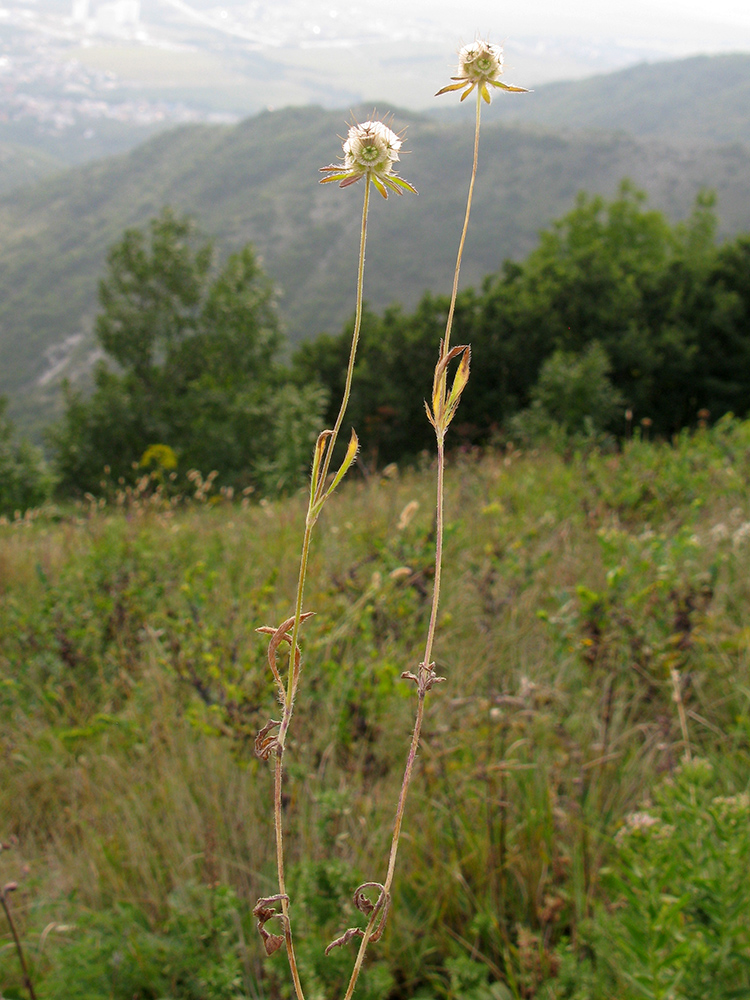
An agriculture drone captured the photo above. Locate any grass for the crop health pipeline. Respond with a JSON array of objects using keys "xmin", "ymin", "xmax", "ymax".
[{"xmin": 1, "ymin": 419, "xmax": 750, "ymax": 997}]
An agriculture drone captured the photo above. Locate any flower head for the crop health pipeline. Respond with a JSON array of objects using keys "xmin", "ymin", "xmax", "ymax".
[
  {"xmin": 320, "ymin": 118, "xmax": 417, "ymax": 199},
  {"xmin": 437, "ymin": 39, "xmax": 530, "ymax": 104}
]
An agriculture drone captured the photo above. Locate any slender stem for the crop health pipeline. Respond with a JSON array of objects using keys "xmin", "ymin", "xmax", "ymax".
[
  {"xmin": 343, "ymin": 435, "xmax": 446, "ymax": 1000},
  {"xmin": 419, "ymin": 436, "xmax": 446, "ymax": 677},
  {"xmin": 343, "ymin": 87, "xmax": 482, "ymax": 1000},
  {"xmin": 317, "ymin": 180, "xmax": 371, "ymax": 496},
  {"xmin": 670, "ymin": 667, "xmax": 692, "ymax": 762},
  {"xmin": 269, "ymin": 180, "xmax": 371, "ymax": 1000},
  {"xmin": 442, "ymin": 88, "xmax": 482, "ymax": 359},
  {"xmin": 1, "ymin": 891, "xmax": 37, "ymax": 1000}
]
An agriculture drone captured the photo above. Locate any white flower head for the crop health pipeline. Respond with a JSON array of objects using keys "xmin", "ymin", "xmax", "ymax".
[
  {"xmin": 459, "ymin": 40, "xmax": 504, "ymax": 83},
  {"xmin": 344, "ymin": 120, "xmax": 400, "ymax": 173},
  {"xmin": 320, "ymin": 116, "xmax": 417, "ymax": 199},
  {"xmin": 437, "ymin": 37, "xmax": 530, "ymax": 104}
]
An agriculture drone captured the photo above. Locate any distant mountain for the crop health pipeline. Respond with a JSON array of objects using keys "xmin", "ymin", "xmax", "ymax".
[
  {"xmin": 0, "ymin": 142, "xmax": 65, "ymax": 195},
  {"xmin": 471, "ymin": 53, "xmax": 750, "ymax": 148},
  {"xmin": 2, "ymin": 53, "xmax": 750, "ymax": 434}
]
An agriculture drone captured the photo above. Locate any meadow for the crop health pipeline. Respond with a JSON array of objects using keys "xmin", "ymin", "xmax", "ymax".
[{"xmin": 2, "ymin": 420, "xmax": 750, "ymax": 999}]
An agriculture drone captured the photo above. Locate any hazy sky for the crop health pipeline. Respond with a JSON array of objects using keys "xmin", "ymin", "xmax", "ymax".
[
  {"xmin": 403, "ymin": 0, "xmax": 750, "ymax": 53},
  {"xmin": 344, "ymin": 0, "xmax": 750, "ymax": 90},
  {"xmin": 423, "ymin": 0, "xmax": 750, "ymax": 33}
]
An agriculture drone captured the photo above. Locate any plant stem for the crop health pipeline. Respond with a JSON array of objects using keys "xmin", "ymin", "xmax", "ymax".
[
  {"xmin": 270, "ymin": 180, "xmax": 371, "ymax": 1000},
  {"xmin": 317, "ymin": 180, "xmax": 371, "ymax": 495},
  {"xmin": 442, "ymin": 87, "xmax": 482, "ymax": 359},
  {"xmin": 343, "ymin": 92, "xmax": 483, "ymax": 999},
  {"xmin": 670, "ymin": 667, "xmax": 692, "ymax": 762},
  {"xmin": 1, "ymin": 890, "xmax": 37, "ymax": 1000}
]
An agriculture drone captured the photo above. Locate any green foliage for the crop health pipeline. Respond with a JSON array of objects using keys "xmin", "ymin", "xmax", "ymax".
[
  {"xmin": 297, "ymin": 184, "xmax": 750, "ymax": 462},
  {"xmin": 558, "ymin": 762, "xmax": 750, "ymax": 1000},
  {"xmin": 49, "ymin": 209, "xmax": 325, "ymax": 496},
  {"xmin": 42, "ymin": 882, "xmax": 254, "ymax": 999},
  {"xmin": 0, "ymin": 396, "xmax": 53, "ymax": 515},
  {"xmin": 2, "ymin": 423, "xmax": 750, "ymax": 998},
  {"xmin": 4, "ymin": 85, "xmax": 750, "ymax": 437},
  {"xmin": 253, "ymin": 382, "xmax": 329, "ymax": 497},
  {"xmin": 262, "ymin": 859, "xmax": 395, "ymax": 1000},
  {"xmin": 508, "ymin": 342, "xmax": 623, "ymax": 445}
]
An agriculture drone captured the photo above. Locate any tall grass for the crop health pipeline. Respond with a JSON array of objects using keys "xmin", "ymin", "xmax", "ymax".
[{"xmin": 1, "ymin": 420, "xmax": 750, "ymax": 996}]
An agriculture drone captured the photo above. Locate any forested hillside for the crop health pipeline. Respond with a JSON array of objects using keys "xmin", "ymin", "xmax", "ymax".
[
  {"xmin": 2, "ymin": 53, "xmax": 750, "ymax": 432},
  {"xmin": 480, "ymin": 52, "xmax": 750, "ymax": 146}
]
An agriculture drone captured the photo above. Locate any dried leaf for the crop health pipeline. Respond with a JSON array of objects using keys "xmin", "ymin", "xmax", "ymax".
[
  {"xmin": 325, "ymin": 883, "xmax": 391, "ymax": 955},
  {"xmin": 256, "ymin": 612, "xmax": 316, "ymax": 701},
  {"xmin": 253, "ymin": 895, "xmax": 289, "ymax": 957},
  {"xmin": 254, "ymin": 719, "xmax": 281, "ymax": 760},
  {"xmin": 325, "ymin": 926, "xmax": 365, "ymax": 955}
]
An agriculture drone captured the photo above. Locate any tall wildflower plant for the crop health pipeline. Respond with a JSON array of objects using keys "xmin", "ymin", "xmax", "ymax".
[{"xmin": 253, "ymin": 41, "xmax": 527, "ymax": 1000}]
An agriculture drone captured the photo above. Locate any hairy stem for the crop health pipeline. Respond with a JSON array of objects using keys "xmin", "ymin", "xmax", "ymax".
[
  {"xmin": 442, "ymin": 87, "xmax": 482, "ymax": 359},
  {"xmin": 317, "ymin": 180, "xmax": 371, "ymax": 495},
  {"xmin": 270, "ymin": 180, "xmax": 371, "ymax": 1000},
  {"xmin": 343, "ymin": 92, "xmax": 482, "ymax": 999}
]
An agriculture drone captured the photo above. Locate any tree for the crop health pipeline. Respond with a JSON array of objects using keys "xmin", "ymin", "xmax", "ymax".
[
  {"xmin": 507, "ymin": 342, "xmax": 624, "ymax": 445},
  {"xmin": 50, "ymin": 209, "xmax": 299, "ymax": 495},
  {"xmin": 0, "ymin": 397, "xmax": 52, "ymax": 515},
  {"xmin": 296, "ymin": 183, "xmax": 750, "ymax": 462}
]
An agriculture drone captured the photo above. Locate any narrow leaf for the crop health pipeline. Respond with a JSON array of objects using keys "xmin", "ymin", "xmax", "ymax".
[
  {"xmin": 310, "ymin": 429, "xmax": 332, "ymax": 502},
  {"xmin": 493, "ymin": 81, "xmax": 531, "ymax": 93},
  {"xmin": 323, "ymin": 428, "xmax": 360, "ymax": 500},
  {"xmin": 385, "ymin": 174, "xmax": 418, "ymax": 195},
  {"xmin": 435, "ymin": 81, "xmax": 468, "ymax": 96}
]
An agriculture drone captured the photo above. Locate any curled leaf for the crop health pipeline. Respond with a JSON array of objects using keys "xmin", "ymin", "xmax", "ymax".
[
  {"xmin": 354, "ymin": 882, "xmax": 383, "ymax": 915},
  {"xmin": 325, "ymin": 926, "xmax": 364, "ymax": 955},
  {"xmin": 256, "ymin": 612, "xmax": 316, "ymax": 701},
  {"xmin": 254, "ymin": 718, "xmax": 281, "ymax": 761},
  {"xmin": 253, "ymin": 895, "xmax": 289, "ymax": 956},
  {"xmin": 326, "ymin": 883, "xmax": 391, "ymax": 955}
]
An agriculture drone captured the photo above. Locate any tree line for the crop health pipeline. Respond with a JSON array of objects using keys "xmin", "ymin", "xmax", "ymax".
[
  {"xmin": 295, "ymin": 181, "xmax": 750, "ymax": 463},
  {"xmin": 1, "ymin": 182, "xmax": 749, "ymax": 512}
]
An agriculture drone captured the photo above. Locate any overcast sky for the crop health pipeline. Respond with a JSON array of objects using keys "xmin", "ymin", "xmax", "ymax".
[
  {"xmin": 361, "ymin": 0, "xmax": 750, "ymax": 88},
  {"xmin": 422, "ymin": 0, "xmax": 750, "ymax": 37}
]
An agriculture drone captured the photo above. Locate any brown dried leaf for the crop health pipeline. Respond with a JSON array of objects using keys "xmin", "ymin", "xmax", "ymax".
[
  {"xmin": 325, "ymin": 926, "xmax": 365, "ymax": 955},
  {"xmin": 253, "ymin": 894, "xmax": 288, "ymax": 957},
  {"xmin": 256, "ymin": 613, "xmax": 315, "ymax": 701},
  {"xmin": 254, "ymin": 719, "xmax": 281, "ymax": 760},
  {"xmin": 260, "ymin": 929, "xmax": 285, "ymax": 956}
]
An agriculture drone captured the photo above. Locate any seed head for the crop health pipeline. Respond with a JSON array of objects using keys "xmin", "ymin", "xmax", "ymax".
[
  {"xmin": 437, "ymin": 38, "xmax": 530, "ymax": 104},
  {"xmin": 320, "ymin": 117, "xmax": 417, "ymax": 199}
]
